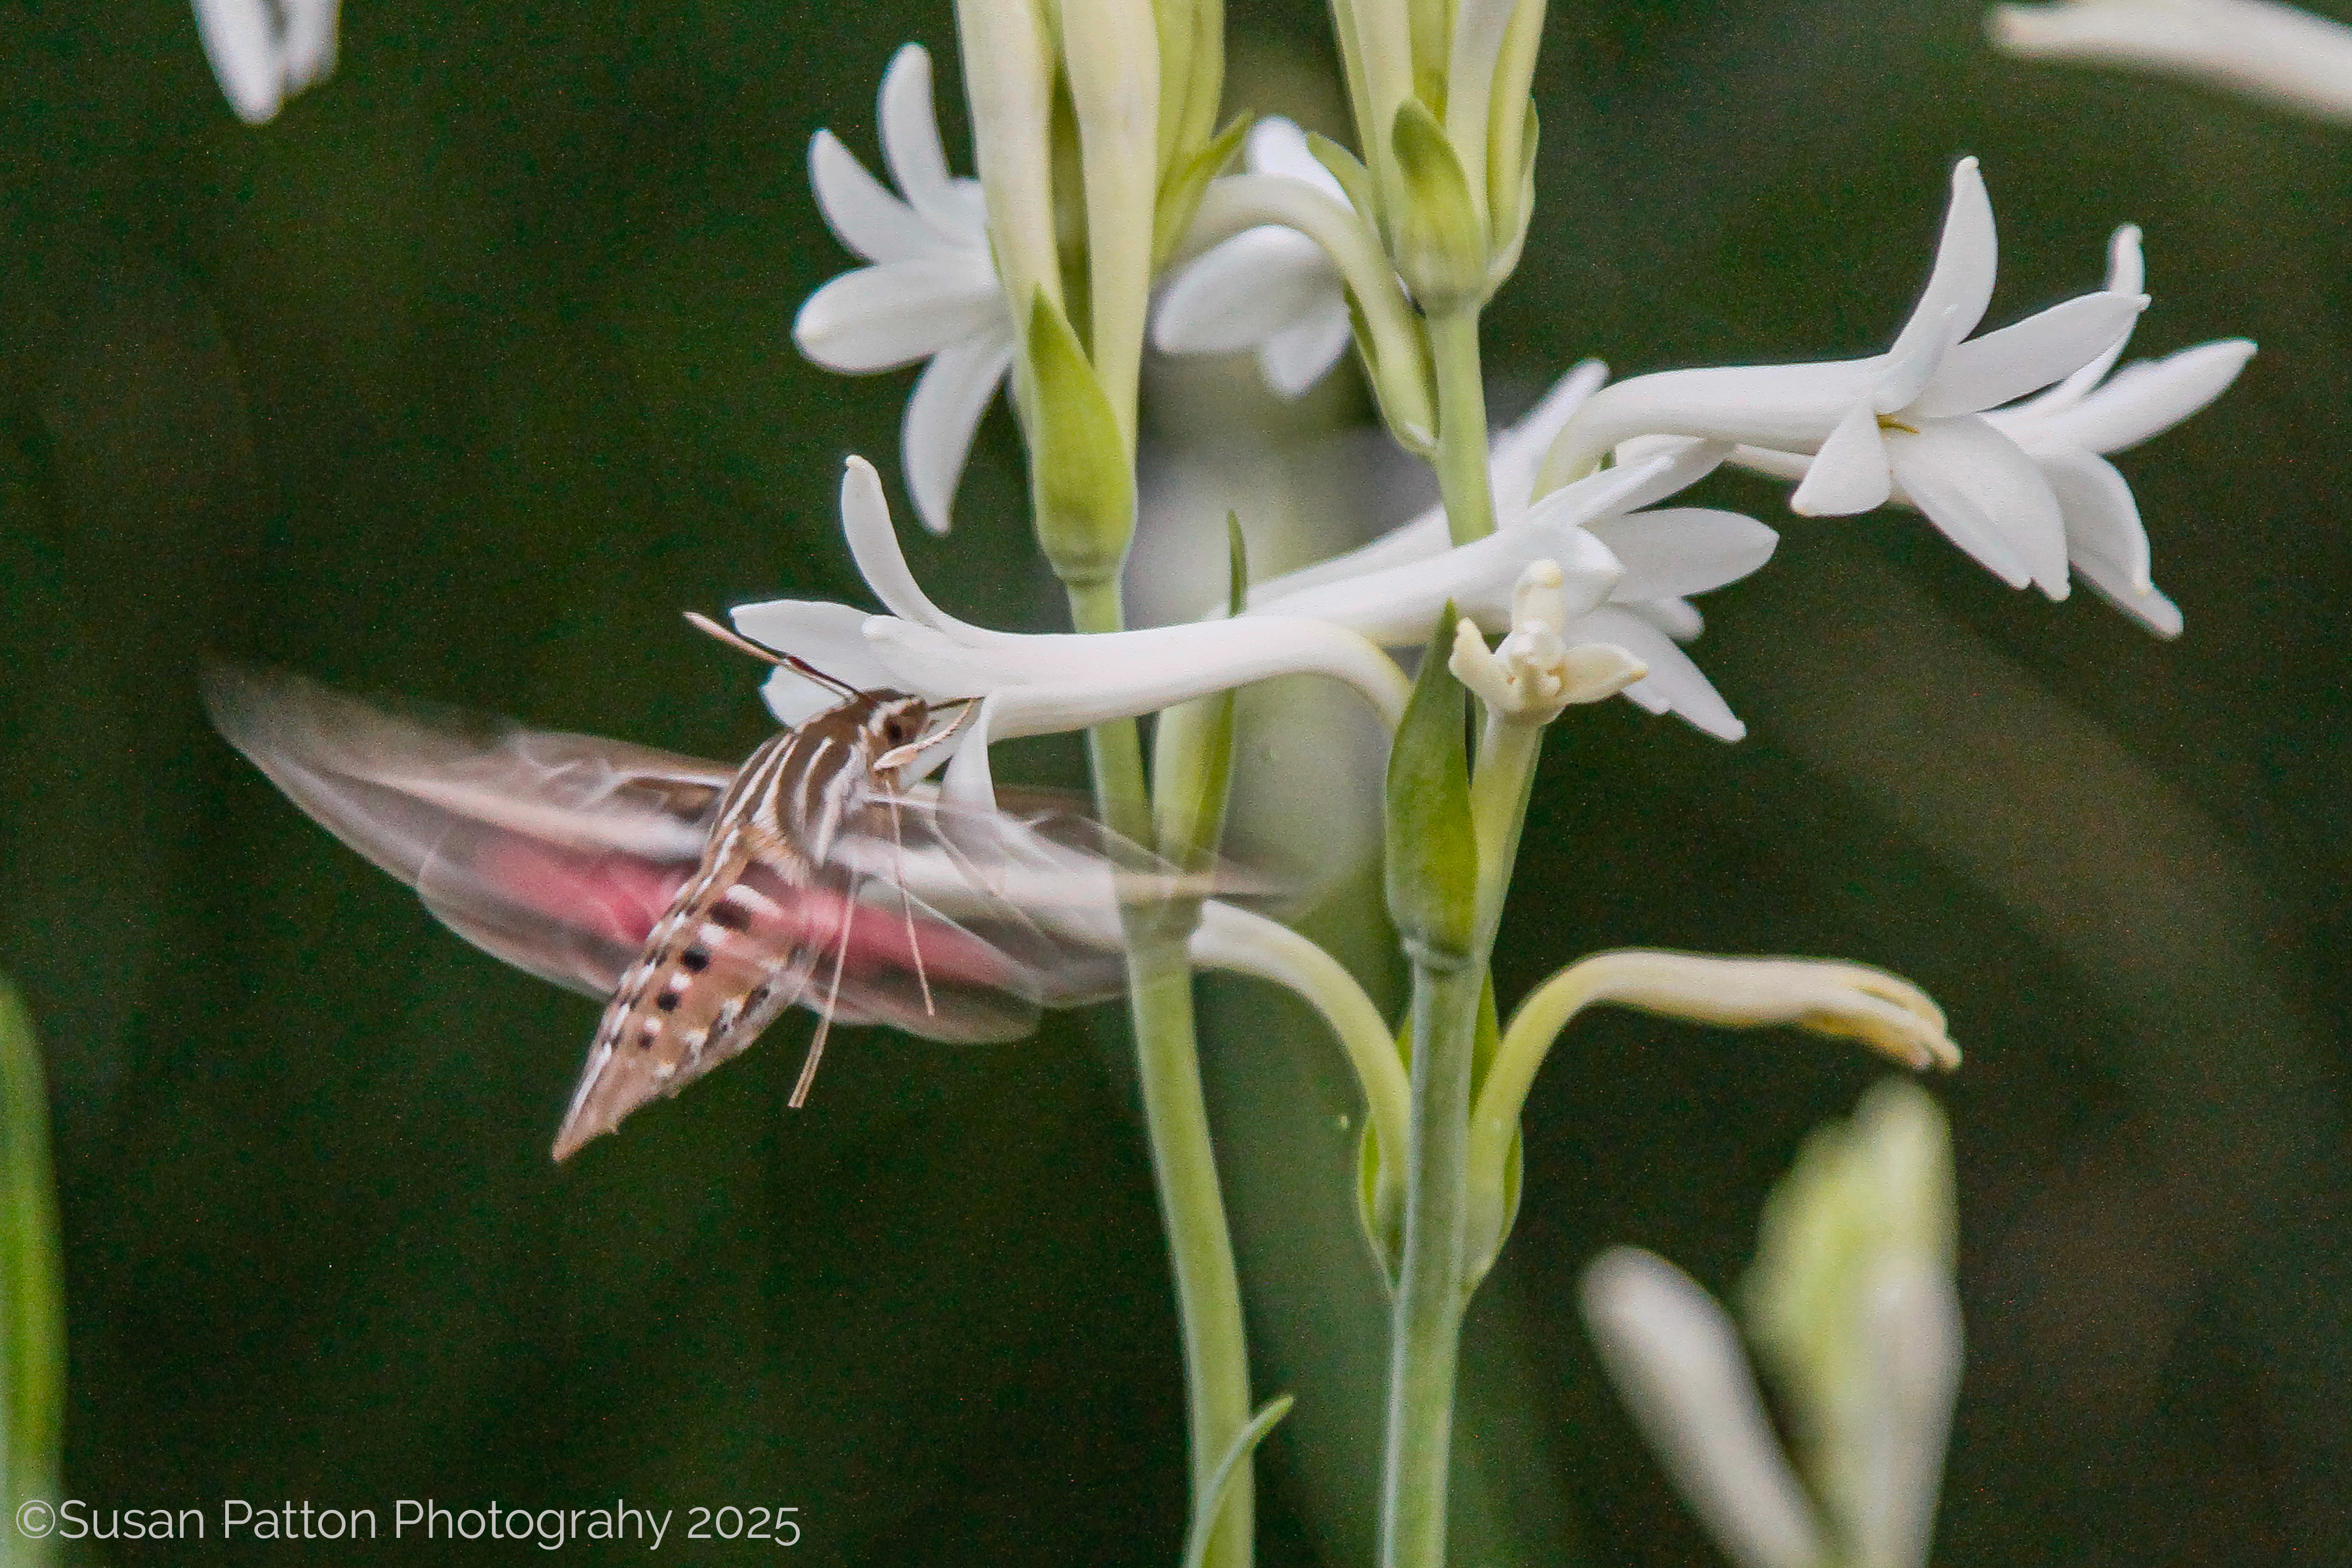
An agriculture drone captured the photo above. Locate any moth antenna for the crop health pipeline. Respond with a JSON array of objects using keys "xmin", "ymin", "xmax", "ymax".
[
  {"xmin": 887, "ymin": 792, "xmax": 936, "ymax": 1019},
  {"xmin": 789, "ymin": 885, "xmax": 860, "ymax": 1108},
  {"xmin": 684, "ymin": 611, "xmax": 785, "ymax": 665},
  {"xmin": 683, "ymin": 613, "xmax": 865, "ymax": 701}
]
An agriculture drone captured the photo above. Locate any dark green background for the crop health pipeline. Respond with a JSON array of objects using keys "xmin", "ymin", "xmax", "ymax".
[{"xmin": 2, "ymin": 0, "xmax": 2347, "ymax": 1562}]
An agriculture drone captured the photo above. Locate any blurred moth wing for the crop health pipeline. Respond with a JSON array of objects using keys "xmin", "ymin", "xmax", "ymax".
[{"xmin": 202, "ymin": 664, "xmax": 1161, "ymax": 1160}]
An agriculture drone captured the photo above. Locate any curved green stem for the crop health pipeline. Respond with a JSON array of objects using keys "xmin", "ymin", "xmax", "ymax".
[{"xmin": 1066, "ymin": 578, "xmax": 1257, "ymax": 1568}]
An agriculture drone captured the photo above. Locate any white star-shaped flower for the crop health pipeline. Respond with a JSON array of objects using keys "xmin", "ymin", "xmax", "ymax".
[
  {"xmin": 1251, "ymin": 364, "xmax": 1780, "ymax": 740},
  {"xmin": 792, "ymin": 45, "xmax": 1014, "ymax": 536},
  {"xmin": 194, "ymin": 0, "xmax": 337, "ymax": 125},
  {"xmin": 1151, "ymin": 118, "xmax": 1359, "ymax": 399},
  {"xmin": 1718, "ymin": 225, "xmax": 2252, "ymax": 635},
  {"xmin": 1541, "ymin": 159, "xmax": 2148, "ymax": 601}
]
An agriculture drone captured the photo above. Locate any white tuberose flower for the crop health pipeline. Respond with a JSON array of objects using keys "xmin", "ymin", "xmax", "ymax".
[
  {"xmin": 1542, "ymin": 159, "xmax": 2148, "ymax": 601},
  {"xmin": 1725, "ymin": 226, "xmax": 2254, "ymax": 636},
  {"xmin": 732, "ymin": 459, "xmax": 1409, "ymax": 806},
  {"xmin": 1990, "ymin": 0, "xmax": 2352, "ymax": 123},
  {"xmin": 1251, "ymin": 364, "xmax": 1781, "ymax": 740},
  {"xmin": 1151, "ymin": 118, "xmax": 1359, "ymax": 399},
  {"xmin": 1583, "ymin": 1081, "xmax": 1962, "ymax": 1568},
  {"xmin": 793, "ymin": 45, "xmax": 1014, "ymax": 536},
  {"xmin": 194, "ymin": 0, "xmax": 337, "ymax": 125}
]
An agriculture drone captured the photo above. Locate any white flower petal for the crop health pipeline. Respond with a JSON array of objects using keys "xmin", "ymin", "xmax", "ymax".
[
  {"xmin": 878, "ymin": 44, "xmax": 982, "ymax": 239},
  {"xmin": 792, "ymin": 257, "xmax": 1006, "ymax": 372},
  {"xmin": 1491, "ymin": 361, "xmax": 1611, "ymax": 508},
  {"xmin": 1872, "ymin": 308, "xmax": 1958, "ymax": 416},
  {"xmin": 1152, "ymin": 227, "xmax": 1341, "ymax": 355},
  {"xmin": 1628, "ymin": 595, "xmax": 1705, "ymax": 641},
  {"xmin": 1884, "ymin": 419, "xmax": 2054, "ymax": 592},
  {"xmin": 1791, "ymin": 400, "xmax": 1894, "ymax": 516},
  {"xmin": 902, "ymin": 326, "xmax": 1016, "ymax": 534},
  {"xmin": 1893, "ymin": 158, "xmax": 1999, "ymax": 353},
  {"xmin": 1590, "ymin": 508, "xmax": 1779, "ymax": 602},
  {"xmin": 2034, "ymin": 225, "xmax": 2147, "ymax": 410},
  {"xmin": 1990, "ymin": 0, "xmax": 2352, "ymax": 123},
  {"xmin": 2033, "ymin": 447, "xmax": 2183, "ymax": 635},
  {"xmin": 1247, "ymin": 116, "xmax": 1350, "ymax": 201},
  {"xmin": 731, "ymin": 601, "xmax": 906, "ymax": 725},
  {"xmin": 1258, "ymin": 299, "xmax": 1355, "ymax": 399},
  {"xmin": 1994, "ymin": 338, "xmax": 2254, "ymax": 455},
  {"xmin": 1249, "ymin": 517, "xmax": 1622, "ymax": 643},
  {"xmin": 1910, "ymin": 291, "xmax": 2146, "ymax": 418},
  {"xmin": 863, "ymin": 615, "xmax": 1409, "ymax": 732},
  {"xmin": 196, "ymin": 0, "xmax": 292, "ymax": 123},
  {"xmin": 1849, "ymin": 1262, "xmax": 1963, "ymax": 1568},
  {"xmin": 809, "ymin": 131, "xmax": 940, "ymax": 265},
  {"xmin": 1581, "ymin": 1249, "xmax": 1829, "ymax": 1568},
  {"xmin": 835, "ymin": 456, "xmax": 1002, "ymax": 638},
  {"xmin": 2036, "ymin": 446, "xmax": 2151, "ymax": 592},
  {"xmin": 1572, "ymin": 607, "xmax": 1746, "ymax": 741},
  {"xmin": 282, "ymin": 0, "xmax": 337, "ymax": 94},
  {"xmin": 2077, "ymin": 555, "xmax": 2184, "ymax": 638}
]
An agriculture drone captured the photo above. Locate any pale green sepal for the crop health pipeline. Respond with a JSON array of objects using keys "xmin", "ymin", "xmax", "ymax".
[
  {"xmin": 1486, "ymin": 98, "xmax": 1537, "ymax": 280},
  {"xmin": 1305, "ymin": 132, "xmax": 1378, "ymax": 224},
  {"xmin": 1150, "ymin": 515, "xmax": 1247, "ymax": 868},
  {"xmin": 1180, "ymin": 1395, "xmax": 1296, "ymax": 1568},
  {"xmin": 1152, "ymin": 113, "xmax": 1250, "ymax": 269},
  {"xmin": 1388, "ymin": 98, "xmax": 1489, "ymax": 311},
  {"xmin": 0, "ymin": 980, "xmax": 62, "ymax": 1563},
  {"xmin": 1345, "ymin": 292, "xmax": 1438, "ymax": 458},
  {"xmin": 1024, "ymin": 291, "xmax": 1138, "ymax": 586},
  {"xmin": 1462, "ymin": 1126, "xmax": 1522, "ymax": 1292},
  {"xmin": 1383, "ymin": 602, "xmax": 1479, "ymax": 963}
]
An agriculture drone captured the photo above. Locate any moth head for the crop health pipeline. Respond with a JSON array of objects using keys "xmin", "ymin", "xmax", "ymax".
[{"xmin": 869, "ymin": 693, "xmax": 976, "ymax": 776}]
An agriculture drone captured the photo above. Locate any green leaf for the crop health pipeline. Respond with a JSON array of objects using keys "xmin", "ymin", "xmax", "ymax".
[
  {"xmin": 0, "ymin": 980, "xmax": 61, "ymax": 1567},
  {"xmin": 1180, "ymin": 1395, "xmax": 1296, "ymax": 1568},
  {"xmin": 1151, "ymin": 111, "xmax": 1250, "ymax": 269},
  {"xmin": 1024, "ymin": 291, "xmax": 1138, "ymax": 587},
  {"xmin": 1387, "ymin": 98, "xmax": 1488, "ymax": 310},
  {"xmin": 1383, "ymin": 602, "xmax": 1478, "ymax": 962}
]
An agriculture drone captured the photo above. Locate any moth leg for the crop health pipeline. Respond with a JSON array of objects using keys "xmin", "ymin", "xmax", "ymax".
[
  {"xmin": 886, "ymin": 791, "xmax": 937, "ymax": 1019},
  {"xmin": 788, "ymin": 872, "xmax": 862, "ymax": 1109}
]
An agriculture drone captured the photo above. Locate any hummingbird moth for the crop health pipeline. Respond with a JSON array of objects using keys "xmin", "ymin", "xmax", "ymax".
[{"xmin": 205, "ymin": 621, "xmax": 1173, "ymax": 1159}]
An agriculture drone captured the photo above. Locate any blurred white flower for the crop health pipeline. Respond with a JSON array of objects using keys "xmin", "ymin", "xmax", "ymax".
[
  {"xmin": 1583, "ymin": 1081, "xmax": 1962, "ymax": 1568},
  {"xmin": 1991, "ymin": 0, "xmax": 2352, "ymax": 122},
  {"xmin": 732, "ymin": 458, "xmax": 1409, "ymax": 807},
  {"xmin": 792, "ymin": 45, "xmax": 1012, "ymax": 536},
  {"xmin": 194, "ymin": 0, "xmax": 337, "ymax": 125},
  {"xmin": 1724, "ymin": 226, "xmax": 2252, "ymax": 636},
  {"xmin": 1542, "ymin": 159, "xmax": 2147, "ymax": 601},
  {"xmin": 1253, "ymin": 364, "xmax": 1780, "ymax": 740},
  {"xmin": 1151, "ymin": 118, "xmax": 1359, "ymax": 399}
]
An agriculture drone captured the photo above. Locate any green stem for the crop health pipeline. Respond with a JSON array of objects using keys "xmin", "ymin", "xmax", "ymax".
[
  {"xmin": 1378, "ymin": 957, "xmax": 1483, "ymax": 1568},
  {"xmin": 1428, "ymin": 308, "xmax": 1496, "ymax": 546},
  {"xmin": 1380, "ymin": 300, "xmax": 1518, "ymax": 1568},
  {"xmin": 1065, "ymin": 578, "xmax": 1256, "ymax": 1568}
]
